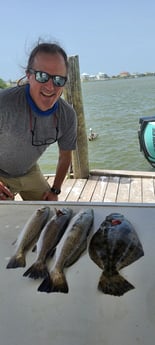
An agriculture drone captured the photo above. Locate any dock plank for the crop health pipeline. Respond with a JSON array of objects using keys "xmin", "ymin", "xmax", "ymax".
[
  {"xmin": 46, "ymin": 176, "xmax": 55, "ymax": 186},
  {"xmin": 59, "ymin": 178, "xmax": 76, "ymax": 201},
  {"xmin": 65, "ymin": 178, "xmax": 87, "ymax": 202},
  {"xmin": 90, "ymin": 169, "xmax": 155, "ymax": 178},
  {"xmin": 129, "ymin": 177, "xmax": 142, "ymax": 203},
  {"xmin": 116, "ymin": 177, "xmax": 130, "ymax": 202},
  {"xmin": 79, "ymin": 176, "xmax": 98, "ymax": 202},
  {"xmin": 91, "ymin": 176, "xmax": 108, "ymax": 202},
  {"xmin": 142, "ymin": 177, "xmax": 155, "ymax": 203},
  {"xmin": 104, "ymin": 176, "xmax": 119, "ymax": 202},
  {"xmin": 14, "ymin": 170, "xmax": 155, "ymax": 203}
]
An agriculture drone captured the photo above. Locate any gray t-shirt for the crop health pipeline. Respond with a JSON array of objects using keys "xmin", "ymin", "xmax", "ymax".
[{"xmin": 0, "ymin": 85, "xmax": 77, "ymax": 177}]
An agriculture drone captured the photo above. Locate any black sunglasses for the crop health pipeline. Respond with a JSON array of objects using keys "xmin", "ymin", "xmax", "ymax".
[
  {"xmin": 29, "ymin": 109, "xmax": 58, "ymax": 146},
  {"xmin": 29, "ymin": 68, "xmax": 67, "ymax": 87},
  {"xmin": 31, "ymin": 118, "xmax": 58, "ymax": 146}
]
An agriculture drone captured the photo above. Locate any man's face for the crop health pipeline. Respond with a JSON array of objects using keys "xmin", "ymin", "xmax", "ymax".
[{"xmin": 27, "ymin": 52, "xmax": 67, "ymax": 111}]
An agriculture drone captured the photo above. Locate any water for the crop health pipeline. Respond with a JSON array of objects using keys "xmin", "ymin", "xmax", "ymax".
[{"xmin": 39, "ymin": 76, "xmax": 155, "ymax": 174}]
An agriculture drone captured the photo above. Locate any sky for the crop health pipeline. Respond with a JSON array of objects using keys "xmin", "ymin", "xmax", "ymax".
[{"xmin": 1, "ymin": 0, "xmax": 155, "ymax": 80}]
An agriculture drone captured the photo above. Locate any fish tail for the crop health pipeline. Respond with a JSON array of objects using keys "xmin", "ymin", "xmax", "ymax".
[
  {"xmin": 38, "ymin": 269, "xmax": 69, "ymax": 294},
  {"xmin": 98, "ymin": 271, "xmax": 135, "ymax": 296},
  {"xmin": 23, "ymin": 261, "xmax": 49, "ymax": 279},
  {"xmin": 6, "ymin": 253, "xmax": 26, "ymax": 268}
]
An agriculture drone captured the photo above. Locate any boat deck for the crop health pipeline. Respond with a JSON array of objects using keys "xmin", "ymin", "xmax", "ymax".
[{"xmin": 15, "ymin": 169, "xmax": 155, "ymax": 203}]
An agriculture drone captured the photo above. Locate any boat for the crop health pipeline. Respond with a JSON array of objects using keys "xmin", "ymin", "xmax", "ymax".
[{"xmin": 88, "ymin": 128, "xmax": 98, "ymax": 141}]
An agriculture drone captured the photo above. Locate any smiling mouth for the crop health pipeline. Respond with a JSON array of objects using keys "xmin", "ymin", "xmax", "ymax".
[{"xmin": 41, "ymin": 91, "xmax": 55, "ymax": 98}]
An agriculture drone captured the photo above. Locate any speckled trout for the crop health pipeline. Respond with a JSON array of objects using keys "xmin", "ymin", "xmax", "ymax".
[
  {"xmin": 6, "ymin": 207, "xmax": 50, "ymax": 269},
  {"xmin": 38, "ymin": 208, "xmax": 94, "ymax": 293},
  {"xmin": 23, "ymin": 207, "xmax": 73, "ymax": 280}
]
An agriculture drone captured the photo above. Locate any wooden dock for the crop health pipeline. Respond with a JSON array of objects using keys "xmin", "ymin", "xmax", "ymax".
[{"xmin": 15, "ymin": 169, "xmax": 155, "ymax": 203}]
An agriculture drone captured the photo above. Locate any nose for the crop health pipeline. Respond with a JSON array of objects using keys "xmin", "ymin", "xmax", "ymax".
[{"xmin": 45, "ymin": 77, "xmax": 55, "ymax": 89}]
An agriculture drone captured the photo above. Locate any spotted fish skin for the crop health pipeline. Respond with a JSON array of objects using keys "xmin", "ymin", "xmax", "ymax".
[
  {"xmin": 38, "ymin": 208, "xmax": 94, "ymax": 294},
  {"xmin": 6, "ymin": 207, "xmax": 50, "ymax": 269},
  {"xmin": 89, "ymin": 213, "xmax": 144, "ymax": 296},
  {"xmin": 23, "ymin": 208, "xmax": 73, "ymax": 280}
]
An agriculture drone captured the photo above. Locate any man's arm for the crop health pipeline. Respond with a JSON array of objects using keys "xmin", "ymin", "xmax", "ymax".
[
  {"xmin": 52, "ymin": 149, "xmax": 72, "ymax": 190},
  {"xmin": 42, "ymin": 149, "xmax": 72, "ymax": 201}
]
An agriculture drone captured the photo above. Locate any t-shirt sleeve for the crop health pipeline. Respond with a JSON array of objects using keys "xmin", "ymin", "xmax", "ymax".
[{"xmin": 58, "ymin": 107, "xmax": 77, "ymax": 150}]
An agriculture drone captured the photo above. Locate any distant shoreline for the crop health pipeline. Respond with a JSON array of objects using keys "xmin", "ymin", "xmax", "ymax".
[{"xmin": 81, "ymin": 73, "xmax": 155, "ymax": 82}]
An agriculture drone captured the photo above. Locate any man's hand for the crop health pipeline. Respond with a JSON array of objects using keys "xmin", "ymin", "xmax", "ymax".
[
  {"xmin": 0, "ymin": 182, "xmax": 14, "ymax": 200},
  {"xmin": 42, "ymin": 190, "xmax": 58, "ymax": 201}
]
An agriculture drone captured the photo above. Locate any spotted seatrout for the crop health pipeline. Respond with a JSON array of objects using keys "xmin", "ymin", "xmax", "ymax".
[
  {"xmin": 6, "ymin": 207, "xmax": 50, "ymax": 269},
  {"xmin": 38, "ymin": 208, "xmax": 94, "ymax": 293},
  {"xmin": 23, "ymin": 207, "xmax": 73, "ymax": 279}
]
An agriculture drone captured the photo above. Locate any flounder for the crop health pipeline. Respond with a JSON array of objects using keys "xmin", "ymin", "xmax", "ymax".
[{"xmin": 89, "ymin": 213, "xmax": 144, "ymax": 296}]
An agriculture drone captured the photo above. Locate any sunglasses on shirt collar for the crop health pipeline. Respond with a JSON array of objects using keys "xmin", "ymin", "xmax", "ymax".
[{"xmin": 28, "ymin": 68, "xmax": 67, "ymax": 87}]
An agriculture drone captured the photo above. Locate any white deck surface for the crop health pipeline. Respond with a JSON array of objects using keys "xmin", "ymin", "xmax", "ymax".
[{"xmin": 0, "ymin": 201, "xmax": 155, "ymax": 345}]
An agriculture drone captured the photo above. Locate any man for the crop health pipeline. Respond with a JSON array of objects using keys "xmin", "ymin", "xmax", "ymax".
[{"xmin": 0, "ymin": 41, "xmax": 77, "ymax": 201}]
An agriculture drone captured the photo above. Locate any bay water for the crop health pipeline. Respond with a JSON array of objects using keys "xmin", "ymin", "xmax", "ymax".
[{"xmin": 39, "ymin": 76, "xmax": 155, "ymax": 174}]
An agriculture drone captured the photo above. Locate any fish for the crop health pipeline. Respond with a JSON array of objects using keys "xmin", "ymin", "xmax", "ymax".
[
  {"xmin": 23, "ymin": 207, "xmax": 73, "ymax": 280},
  {"xmin": 6, "ymin": 207, "xmax": 50, "ymax": 269},
  {"xmin": 88, "ymin": 213, "xmax": 144, "ymax": 296},
  {"xmin": 38, "ymin": 208, "xmax": 94, "ymax": 293}
]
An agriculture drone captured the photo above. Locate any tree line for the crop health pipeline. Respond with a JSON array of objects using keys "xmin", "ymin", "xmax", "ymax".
[{"xmin": 0, "ymin": 78, "xmax": 7, "ymax": 89}]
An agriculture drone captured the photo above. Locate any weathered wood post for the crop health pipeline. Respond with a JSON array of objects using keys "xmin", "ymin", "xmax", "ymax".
[{"xmin": 63, "ymin": 55, "xmax": 89, "ymax": 178}]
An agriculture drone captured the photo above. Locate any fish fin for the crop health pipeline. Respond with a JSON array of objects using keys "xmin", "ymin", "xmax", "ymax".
[
  {"xmin": 23, "ymin": 261, "xmax": 49, "ymax": 279},
  {"xmin": 38, "ymin": 274, "xmax": 53, "ymax": 293},
  {"xmin": 117, "ymin": 244, "xmax": 144, "ymax": 270},
  {"xmin": 98, "ymin": 272, "xmax": 135, "ymax": 296},
  {"xmin": 38, "ymin": 270, "xmax": 69, "ymax": 294},
  {"xmin": 55, "ymin": 208, "xmax": 65, "ymax": 216},
  {"xmin": 6, "ymin": 253, "xmax": 26, "ymax": 268}
]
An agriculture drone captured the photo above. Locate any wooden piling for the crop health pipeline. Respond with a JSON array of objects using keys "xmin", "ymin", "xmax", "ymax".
[{"xmin": 63, "ymin": 55, "xmax": 89, "ymax": 178}]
